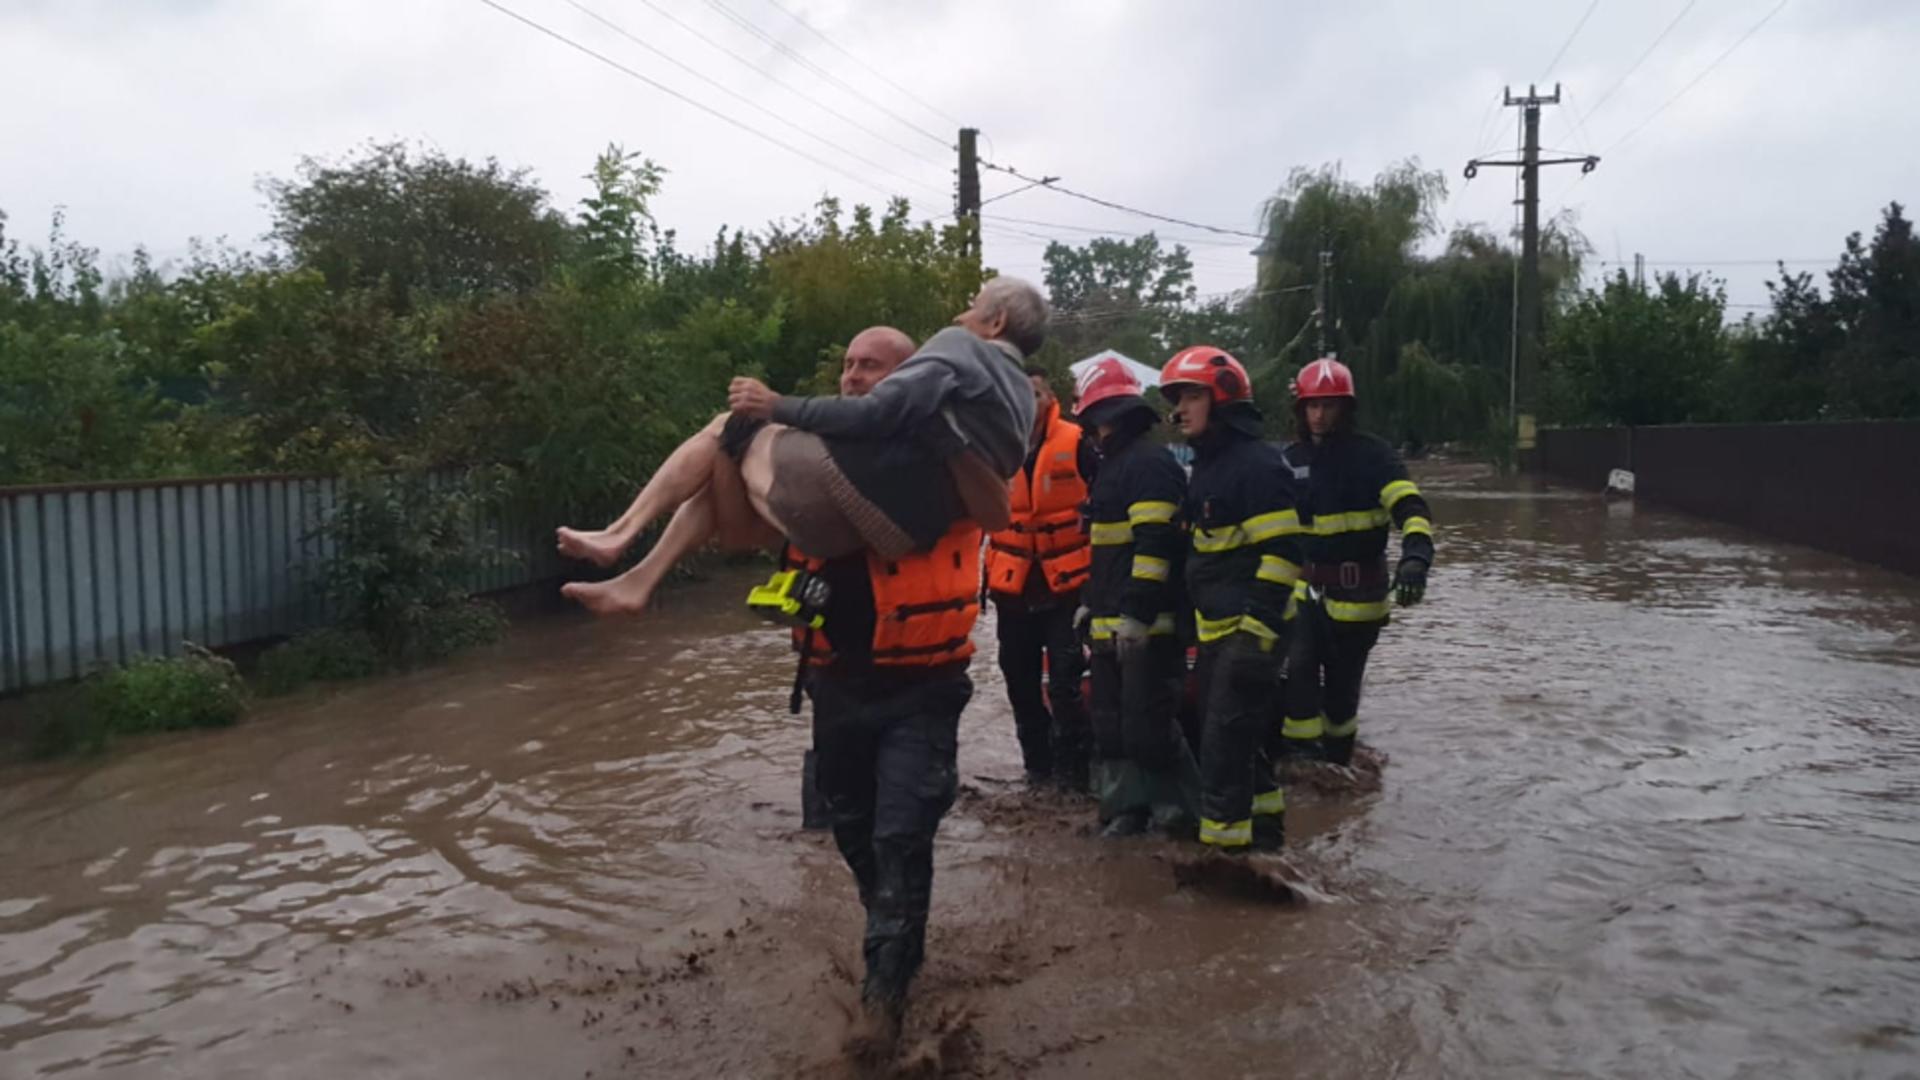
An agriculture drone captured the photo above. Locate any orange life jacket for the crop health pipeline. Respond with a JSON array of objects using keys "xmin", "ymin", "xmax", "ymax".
[
  {"xmin": 786, "ymin": 522, "xmax": 983, "ymax": 668},
  {"xmin": 984, "ymin": 404, "xmax": 1091, "ymax": 598}
]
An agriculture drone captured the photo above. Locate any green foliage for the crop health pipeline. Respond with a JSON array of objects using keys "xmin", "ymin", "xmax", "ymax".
[
  {"xmin": 1546, "ymin": 271, "xmax": 1729, "ymax": 426},
  {"xmin": 576, "ymin": 144, "xmax": 666, "ymax": 287},
  {"xmin": 28, "ymin": 647, "xmax": 246, "ymax": 758},
  {"xmin": 261, "ymin": 141, "xmax": 571, "ymax": 310},
  {"xmin": 1036, "ymin": 232, "xmax": 1197, "ymax": 369},
  {"xmin": 315, "ymin": 472, "xmax": 515, "ymax": 665},
  {"xmin": 256, "ymin": 627, "xmax": 384, "ymax": 695}
]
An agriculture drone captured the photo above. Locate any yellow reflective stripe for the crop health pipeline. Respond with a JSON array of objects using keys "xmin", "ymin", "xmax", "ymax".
[
  {"xmin": 1199, "ymin": 818, "xmax": 1252, "ymax": 847},
  {"xmin": 1195, "ymin": 612, "xmax": 1241, "ymax": 641},
  {"xmin": 1251, "ymin": 789, "xmax": 1286, "ymax": 816},
  {"xmin": 1256, "ymin": 554, "xmax": 1301, "ymax": 586},
  {"xmin": 1292, "ymin": 580, "xmax": 1308, "ymax": 600},
  {"xmin": 1380, "ymin": 480, "xmax": 1420, "ymax": 511},
  {"xmin": 1282, "ymin": 714, "xmax": 1326, "ymax": 740},
  {"xmin": 1242, "ymin": 509, "xmax": 1301, "ymax": 541},
  {"xmin": 1131, "ymin": 555, "xmax": 1170, "ymax": 581},
  {"xmin": 1128, "ymin": 500, "xmax": 1178, "ymax": 526},
  {"xmin": 1311, "ymin": 509, "xmax": 1392, "ymax": 536},
  {"xmin": 1091, "ymin": 613, "xmax": 1178, "ymax": 639},
  {"xmin": 1192, "ymin": 526, "xmax": 1244, "ymax": 553},
  {"xmin": 1240, "ymin": 616, "xmax": 1280, "ymax": 642},
  {"xmin": 1326, "ymin": 597, "xmax": 1391, "ymax": 622},
  {"xmin": 1325, "ymin": 716, "xmax": 1359, "ymax": 738},
  {"xmin": 1402, "ymin": 516, "xmax": 1433, "ymax": 539},
  {"xmin": 1090, "ymin": 521, "xmax": 1133, "ymax": 545}
]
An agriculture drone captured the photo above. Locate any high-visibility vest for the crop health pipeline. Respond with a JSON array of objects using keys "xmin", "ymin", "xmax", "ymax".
[
  {"xmin": 786, "ymin": 522, "xmax": 982, "ymax": 668},
  {"xmin": 984, "ymin": 405, "xmax": 1091, "ymax": 598}
]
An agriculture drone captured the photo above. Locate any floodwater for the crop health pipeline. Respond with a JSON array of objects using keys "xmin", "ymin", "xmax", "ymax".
[{"xmin": 3, "ymin": 462, "xmax": 1918, "ymax": 1079}]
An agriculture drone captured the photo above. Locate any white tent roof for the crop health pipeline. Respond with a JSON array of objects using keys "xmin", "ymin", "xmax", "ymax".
[{"xmin": 1068, "ymin": 349, "xmax": 1161, "ymax": 390}]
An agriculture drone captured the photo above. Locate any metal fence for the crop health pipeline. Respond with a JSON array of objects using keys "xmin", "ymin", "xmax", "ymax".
[{"xmin": 0, "ymin": 472, "xmax": 560, "ymax": 695}]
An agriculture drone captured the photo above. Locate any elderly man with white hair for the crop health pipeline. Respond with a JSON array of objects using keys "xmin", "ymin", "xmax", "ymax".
[{"xmin": 558, "ymin": 276, "xmax": 1051, "ymax": 617}]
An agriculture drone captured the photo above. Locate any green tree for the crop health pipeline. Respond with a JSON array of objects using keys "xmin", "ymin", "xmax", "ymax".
[
  {"xmin": 1824, "ymin": 202, "xmax": 1920, "ymax": 418},
  {"xmin": 262, "ymin": 141, "xmax": 571, "ymax": 310},
  {"xmin": 1037, "ymin": 232, "xmax": 1197, "ymax": 369},
  {"xmin": 1546, "ymin": 271, "xmax": 1729, "ymax": 426}
]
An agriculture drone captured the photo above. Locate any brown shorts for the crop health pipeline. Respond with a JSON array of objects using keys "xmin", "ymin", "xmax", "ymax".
[{"xmin": 765, "ymin": 428, "xmax": 914, "ymax": 559}]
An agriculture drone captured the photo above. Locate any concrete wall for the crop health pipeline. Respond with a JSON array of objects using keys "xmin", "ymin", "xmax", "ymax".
[{"xmin": 1537, "ymin": 421, "xmax": 1920, "ymax": 576}]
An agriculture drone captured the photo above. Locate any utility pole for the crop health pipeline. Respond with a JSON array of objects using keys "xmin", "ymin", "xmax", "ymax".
[
  {"xmin": 1314, "ymin": 241, "xmax": 1333, "ymax": 358},
  {"xmin": 1633, "ymin": 252, "xmax": 1646, "ymax": 289},
  {"xmin": 956, "ymin": 127, "xmax": 981, "ymax": 265},
  {"xmin": 1464, "ymin": 84, "xmax": 1598, "ymax": 469}
]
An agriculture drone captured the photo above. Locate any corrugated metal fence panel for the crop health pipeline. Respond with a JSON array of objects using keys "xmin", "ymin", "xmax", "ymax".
[{"xmin": 0, "ymin": 473, "xmax": 556, "ymax": 695}]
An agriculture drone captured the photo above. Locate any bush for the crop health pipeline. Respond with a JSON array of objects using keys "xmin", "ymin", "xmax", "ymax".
[
  {"xmin": 255, "ymin": 626, "xmax": 384, "ymax": 695},
  {"xmin": 28, "ymin": 646, "xmax": 246, "ymax": 757}
]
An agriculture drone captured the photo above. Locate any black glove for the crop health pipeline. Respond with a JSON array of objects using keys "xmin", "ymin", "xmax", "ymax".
[{"xmin": 1394, "ymin": 557, "xmax": 1428, "ymax": 607}]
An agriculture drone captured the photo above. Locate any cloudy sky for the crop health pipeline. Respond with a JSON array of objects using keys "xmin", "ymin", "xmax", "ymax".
[{"xmin": 4, "ymin": 0, "xmax": 1914, "ymax": 316}]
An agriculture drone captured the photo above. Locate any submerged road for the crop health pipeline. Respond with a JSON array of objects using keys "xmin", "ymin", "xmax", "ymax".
[{"xmin": 2, "ymin": 462, "xmax": 1917, "ymax": 1078}]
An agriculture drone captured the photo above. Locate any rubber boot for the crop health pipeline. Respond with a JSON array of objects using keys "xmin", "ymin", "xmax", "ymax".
[
  {"xmin": 1252, "ymin": 812, "xmax": 1285, "ymax": 851},
  {"xmin": 1322, "ymin": 734, "xmax": 1356, "ymax": 767}
]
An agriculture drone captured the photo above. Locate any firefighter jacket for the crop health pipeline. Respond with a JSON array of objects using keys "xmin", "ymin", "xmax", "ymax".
[
  {"xmin": 1081, "ymin": 428, "xmax": 1186, "ymax": 642},
  {"xmin": 1280, "ymin": 431, "xmax": 1434, "ymax": 624},
  {"xmin": 1184, "ymin": 427, "xmax": 1304, "ymax": 645},
  {"xmin": 784, "ymin": 522, "xmax": 983, "ymax": 671},
  {"xmin": 985, "ymin": 402, "xmax": 1093, "ymax": 602}
]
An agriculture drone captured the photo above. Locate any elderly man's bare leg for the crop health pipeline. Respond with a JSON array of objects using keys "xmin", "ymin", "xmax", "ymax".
[
  {"xmin": 560, "ymin": 478, "xmax": 780, "ymax": 616},
  {"xmin": 555, "ymin": 414, "xmax": 735, "ymax": 568}
]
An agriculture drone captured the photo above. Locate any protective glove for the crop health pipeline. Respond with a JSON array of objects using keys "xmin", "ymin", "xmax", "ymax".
[
  {"xmin": 1394, "ymin": 557, "xmax": 1428, "ymax": 607},
  {"xmin": 1072, "ymin": 604, "xmax": 1091, "ymax": 632},
  {"xmin": 1113, "ymin": 615, "xmax": 1151, "ymax": 665}
]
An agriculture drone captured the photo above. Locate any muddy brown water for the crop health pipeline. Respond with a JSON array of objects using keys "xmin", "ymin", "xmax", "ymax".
[{"xmin": 3, "ymin": 462, "xmax": 1918, "ymax": 1079}]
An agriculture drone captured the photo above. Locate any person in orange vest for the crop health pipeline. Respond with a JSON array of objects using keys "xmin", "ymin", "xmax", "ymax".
[
  {"xmin": 768, "ymin": 521, "xmax": 982, "ymax": 1042},
  {"xmin": 982, "ymin": 365, "xmax": 1098, "ymax": 789}
]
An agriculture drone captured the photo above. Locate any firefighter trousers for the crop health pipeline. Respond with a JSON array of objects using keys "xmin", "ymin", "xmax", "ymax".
[
  {"xmin": 810, "ymin": 667, "xmax": 972, "ymax": 1012},
  {"xmin": 1088, "ymin": 637, "xmax": 1198, "ymax": 828},
  {"xmin": 1194, "ymin": 636, "xmax": 1285, "ymax": 848},
  {"xmin": 1282, "ymin": 595, "xmax": 1383, "ymax": 764}
]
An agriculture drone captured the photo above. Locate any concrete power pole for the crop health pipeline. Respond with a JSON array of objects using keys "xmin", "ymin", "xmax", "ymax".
[
  {"xmin": 1314, "ymin": 242, "xmax": 1333, "ymax": 358},
  {"xmin": 1464, "ymin": 84, "xmax": 1598, "ymax": 468},
  {"xmin": 957, "ymin": 128, "xmax": 981, "ymax": 265}
]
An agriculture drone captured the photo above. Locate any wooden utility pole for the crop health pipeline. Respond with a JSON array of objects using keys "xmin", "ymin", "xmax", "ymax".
[
  {"xmin": 957, "ymin": 128, "xmax": 981, "ymax": 264},
  {"xmin": 1464, "ymin": 84, "xmax": 1598, "ymax": 467}
]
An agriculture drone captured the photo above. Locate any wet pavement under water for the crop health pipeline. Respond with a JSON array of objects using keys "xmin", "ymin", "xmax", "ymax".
[{"xmin": 3, "ymin": 462, "xmax": 1918, "ymax": 1079}]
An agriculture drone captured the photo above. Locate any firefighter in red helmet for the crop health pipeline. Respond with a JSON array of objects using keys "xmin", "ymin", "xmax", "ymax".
[
  {"xmin": 1279, "ymin": 357, "xmax": 1434, "ymax": 766},
  {"xmin": 1074, "ymin": 358, "xmax": 1200, "ymax": 836},
  {"xmin": 1160, "ymin": 346, "xmax": 1304, "ymax": 850}
]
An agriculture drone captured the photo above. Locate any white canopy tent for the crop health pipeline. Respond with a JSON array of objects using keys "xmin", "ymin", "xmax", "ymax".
[{"xmin": 1066, "ymin": 349, "xmax": 1161, "ymax": 399}]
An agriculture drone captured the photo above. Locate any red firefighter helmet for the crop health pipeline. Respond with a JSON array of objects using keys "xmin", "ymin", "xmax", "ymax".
[
  {"xmin": 1292, "ymin": 357, "xmax": 1357, "ymax": 401},
  {"xmin": 1158, "ymin": 345, "xmax": 1252, "ymax": 405},
  {"xmin": 1072, "ymin": 357, "xmax": 1151, "ymax": 428}
]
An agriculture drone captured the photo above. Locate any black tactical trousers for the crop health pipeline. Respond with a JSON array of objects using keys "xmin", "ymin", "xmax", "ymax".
[
  {"xmin": 810, "ymin": 666, "xmax": 971, "ymax": 1013},
  {"xmin": 994, "ymin": 599, "xmax": 1090, "ymax": 785}
]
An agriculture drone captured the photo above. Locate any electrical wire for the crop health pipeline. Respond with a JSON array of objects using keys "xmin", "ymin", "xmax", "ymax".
[
  {"xmin": 701, "ymin": 0, "xmax": 953, "ymax": 150},
  {"xmin": 981, "ymin": 161, "xmax": 1266, "ymax": 240},
  {"xmin": 625, "ymin": 0, "xmax": 949, "ymax": 170},
  {"xmin": 1579, "ymin": 0, "xmax": 1698, "ymax": 122},
  {"xmin": 475, "ymin": 0, "xmax": 907, "ymax": 202},
  {"xmin": 983, "ymin": 214, "xmax": 1256, "ymax": 249},
  {"xmin": 558, "ymin": 0, "xmax": 945, "ymax": 197},
  {"xmin": 1600, "ymin": 0, "xmax": 1789, "ymax": 157},
  {"xmin": 757, "ymin": 0, "xmax": 964, "ymax": 129},
  {"xmin": 1540, "ymin": 0, "xmax": 1602, "ymax": 82}
]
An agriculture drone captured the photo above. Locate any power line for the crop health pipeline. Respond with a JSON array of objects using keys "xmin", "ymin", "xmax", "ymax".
[
  {"xmin": 475, "ymin": 0, "xmax": 905, "ymax": 203},
  {"xmin": 625, "ymin": 0, "xmax": 948, "ymax": 170},
  {"xmin": 1580, "ymin": 0, "xmax": 1698, "ymax": 122},
  {"xmin": 757, "ymin": 0, "xmax": 964, "ymax": 129},
  {"xmin": 701, "ymin": 0, "xmax": 952, "ymax": 150},
  {"xmin": 984, "ymin": 213, "xmax": 1256, "ymax": 249},
  {"xmin": 1539, "ymin": 0, "xmax": 1602, "ymax": 81},
  {"xmin": 1599, "ymin": 258, "xmax": 1830, "ymax": 267},
  {"xmin": 1601, "ymin": 0, "xmax": 1790, "ymax": 157},
  {"xmin": 981, "ymin": 161, "xmax": 1266, "ymax": 241},
  {"xmin": 557, "ymin": 0, "xmax": 945, "ymax": 197}
]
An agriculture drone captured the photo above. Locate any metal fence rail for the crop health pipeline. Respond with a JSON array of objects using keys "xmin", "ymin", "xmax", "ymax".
[{"xmin": 0, "ymin": 472, "xmax": 559, "ymax": 695}]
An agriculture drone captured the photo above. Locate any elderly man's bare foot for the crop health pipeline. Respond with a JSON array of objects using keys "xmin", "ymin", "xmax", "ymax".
[
  {"xmin": 560, "ymin": 576, "xmax": 656, "ymax": 616},
  {"xmin": 555, "ymin": 526, "xmax": 629, "ymax": 568}
]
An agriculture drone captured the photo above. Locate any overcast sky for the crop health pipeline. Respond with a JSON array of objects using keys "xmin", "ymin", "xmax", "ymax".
[{"xmin": 4, "ymin": 0, "xmax": 1914, "ymax": 318}]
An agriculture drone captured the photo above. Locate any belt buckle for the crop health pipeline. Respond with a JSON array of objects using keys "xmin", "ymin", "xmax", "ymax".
[{"xmin": 1339, "ymin": 562, "xmax": 1361, "ymax": 589}]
